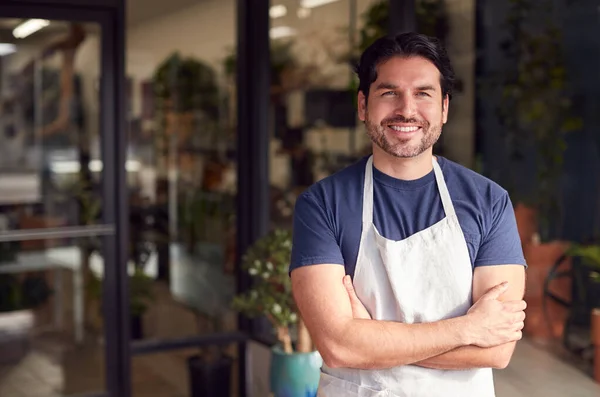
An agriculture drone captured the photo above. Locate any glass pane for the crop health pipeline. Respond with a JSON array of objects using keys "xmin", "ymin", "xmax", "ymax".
[
  {"xmin": 269, "ymin": 0, "xmax": 360, "ymax": 226},
  {"xmin": 125, "ymin": 0, "xmax": 238, "ymax": 343},
  {"xmin": 0, "ymin": 236, "xmax": 108, "ymax": 396},
  {"xmin": 0, "ymin": 20, "xmax": 105, "ymax": 230},
  {"xmin": 131, "ymin": 343, "xmax": 239, "ymax": 397}
]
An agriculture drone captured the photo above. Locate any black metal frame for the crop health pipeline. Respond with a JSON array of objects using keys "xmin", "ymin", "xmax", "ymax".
[
  {"xmin": 0, "ymin": 3, "xmax": 125, "ymax": 397},
  {"xmin": 389, "ymin": 0, "xmax": 416, "ymax": 34}
]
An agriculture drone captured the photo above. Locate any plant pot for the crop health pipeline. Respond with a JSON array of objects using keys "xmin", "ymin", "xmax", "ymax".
[
  {"xmin": 592, "ymin": 308, "xmax": 600, "ymax": 383},
  {"xmin": 522, "ymin": 240, "xmax": 571, "ymax": 339},
  {"xmin": 188, "ymin": 353, "xmax": 233, "ymax": 397},
  {"xmin": 0, "ymin": 310, "xmax": 34, "ymax": 365},
  {"xmin": 130, "ymin": 314, "xmax": 143, "ymax": 340},
  {"xmin": 269, "ymin": 346, "xmax": 322, "ymax": 397}
]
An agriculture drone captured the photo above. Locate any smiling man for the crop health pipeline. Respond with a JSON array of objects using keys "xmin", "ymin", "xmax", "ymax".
[{"xmin": 290, "ymin": 33, "xmax": 527, "ymax": 397}]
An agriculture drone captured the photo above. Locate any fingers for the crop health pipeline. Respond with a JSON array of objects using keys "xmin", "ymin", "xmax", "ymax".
[
  {"xmin": 503, "ymin": 300, "xmax": 527, "ymax": 312},
  {"xmin": 515, "ymin": 321, "xmax": 525, "ymax": 331},
  {"xmin": 481, "ymin": 281, "xmax": 509, "ymax": 300},
  {"xmin": 514, "ymin": 330, "xmax": 523, "ymax": 341},
  {"xmin": 343, "ymin": 275, "xmax": 358, "ymax": 301}
]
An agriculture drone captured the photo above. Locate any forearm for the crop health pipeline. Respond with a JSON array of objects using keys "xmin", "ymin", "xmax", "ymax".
[
  {"xmin": 323, "ymin": 316, "xmax": 470, "ymax": 370},
  {"xmin": 415, "ymin": 342, "xmax": 515, "ymax": 370}
]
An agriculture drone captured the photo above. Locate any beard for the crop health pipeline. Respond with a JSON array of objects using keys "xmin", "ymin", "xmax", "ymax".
[{"xmin": 365, "ymin": 113, "xmax": 442, "ymax": 158}]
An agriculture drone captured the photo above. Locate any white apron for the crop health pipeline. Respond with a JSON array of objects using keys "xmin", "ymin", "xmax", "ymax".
[{"xmin": 317, "ymin": 155, "xmax": 495, "ymax": 397}]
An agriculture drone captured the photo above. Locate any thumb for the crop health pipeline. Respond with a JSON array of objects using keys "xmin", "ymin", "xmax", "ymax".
[{"xmin": 482, "ymin": 281, "xmax": 509, "ymax": 301}]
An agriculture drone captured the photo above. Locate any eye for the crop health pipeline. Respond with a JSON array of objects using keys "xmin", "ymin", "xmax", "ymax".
[
  {"xmin": 382, "ymin": 91, "xmax": 396, "ymax": 97},
  {"xmin": 416, "ymin": 92, "xmax": 430, "ymax": 97}
]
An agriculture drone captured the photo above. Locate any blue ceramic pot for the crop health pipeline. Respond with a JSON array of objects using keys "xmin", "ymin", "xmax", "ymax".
[{"xmin": 269, "ymin": 346, "xmax": 322, "ymax": 397}]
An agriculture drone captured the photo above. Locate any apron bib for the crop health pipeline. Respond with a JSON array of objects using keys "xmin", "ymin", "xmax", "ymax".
[{"xmin": 317, "ymin": 156, "xmax": 495, "ymax": 397}]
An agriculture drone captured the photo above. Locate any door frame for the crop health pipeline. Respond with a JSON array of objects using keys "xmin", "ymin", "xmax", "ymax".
[{"xmin": 0, "ymin": 3, "xmax": 129, "ymax": 396}]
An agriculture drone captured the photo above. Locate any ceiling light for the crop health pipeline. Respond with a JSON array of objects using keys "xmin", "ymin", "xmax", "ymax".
[
  {"xmin": 270, "ymin": 26, "xmax": 297, "ymax": 40},
  {"xmin": 49, "ymin": 160, "xmax": 141, "ymax": 174},
  {"xmin": 0, "ymin": 43, "xmax": 16, "ymax": 56},
  {"xmin": 297, "ymin": 7, "xmax": 311, "ymax": 18},
  {"xmin": 270, "ymin": 5, "xmax": 287, "ymax": 18},
  {"xmin": 13, "ymin": 19, "xmax": 50, "ymax": 39},
  {"xmin": 300, "ymin": 0, "xmax": 340, "ymax": 8}
]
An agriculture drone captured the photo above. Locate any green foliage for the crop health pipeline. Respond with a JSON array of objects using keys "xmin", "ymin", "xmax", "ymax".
[
  {"xmin": 349, "ymin": 0, "xmax": 451, "ymax": 103},
  {"xmin": 493, "ymin": 0, "xmax": 581, "ymax": 238},
  {"xmin": 178, "ymin": 190, "xmax": 235, "ymax": 252},
  {"xmin": 567, "ymin": 244, "xmax": 600, "ymax": 284},
  {"xmin": 0, "ymin": 274, "xmax": 52, "ymax": 313},
  {"xmin": 153, "ymin": 52, "xmax": 220, "ymax": 117},
  {"xmin": 231, "ymin": 229, "xmax": 297, "ymax": 328},
  {"xmin": 129, "ymin": 268, "xmax": 156, "ymax": 316},
  {"xmin": 88, "ymin": 268, "xmax": 155, "ymax": 317},
  {"xmin": 356, "ymin": 0, "xmax": 449, "ymax": 55},
  {"xmin": 0, "ymin": 275, "xmax": 23, "ymax": 312}
]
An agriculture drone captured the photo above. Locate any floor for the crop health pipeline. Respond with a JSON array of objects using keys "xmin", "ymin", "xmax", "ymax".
[
  {"xmin": 1, "ymin": 334, "xmax": 599, "ymax": 397},
  {"xmin": 0, "ymin": 269, "xmax": 599, "ymax": 396},
  {"xmin": 494, "ymin": 339, "xmax": 600, "ymax": 397}
]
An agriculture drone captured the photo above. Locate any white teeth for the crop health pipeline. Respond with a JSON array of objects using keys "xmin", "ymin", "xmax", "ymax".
[{"xmin": 390, "ymin": 126, "xmax": 420, "ymax": 132}]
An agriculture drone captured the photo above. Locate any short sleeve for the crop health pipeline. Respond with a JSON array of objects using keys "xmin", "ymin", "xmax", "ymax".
[
  {"xmin": 474, "ymin": 191, "xmax": 527, "ymax": 268},
  {"xmin": 289, "ymin": 191, "xmax": 345, "ymax": 274}
]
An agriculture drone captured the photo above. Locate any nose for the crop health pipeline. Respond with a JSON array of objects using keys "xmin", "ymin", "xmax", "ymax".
[{"xmin": 394, "ymin": 93, "xmax": 417, "ymax": 118}]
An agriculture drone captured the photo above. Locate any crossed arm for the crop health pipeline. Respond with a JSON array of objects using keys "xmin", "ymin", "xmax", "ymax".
[
  {"xmin": 412, "ymin": 265, "xmax": 526, "ymax": 370},
  {"xmin": 291, "ymin": 263, "xmax": 526, "ymax": 371}
]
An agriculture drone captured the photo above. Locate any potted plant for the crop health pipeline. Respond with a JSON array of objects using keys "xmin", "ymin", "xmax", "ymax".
[
  {"xmin": 152, "ymin": 53, "xmax": 223, "ymax": 281},
  {"xmin": 564, "ymin": 244, "xmax": 600, "ymax": 383},
  {"xmin": 87, "ymin": 266, "xmax": 155, "ymax": 340},
  {"xmin": 232, "ymin": 229, "xmax": 322, "ymax": 397},
  {"xmin": 0, "ymin": 273, "xmax": 52, "ymax": 365}
]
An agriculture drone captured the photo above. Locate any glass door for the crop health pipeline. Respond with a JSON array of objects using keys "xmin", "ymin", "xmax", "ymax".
[{"xmin": 0, "ymin": 4, "xmax": 127, "ymax": 397}]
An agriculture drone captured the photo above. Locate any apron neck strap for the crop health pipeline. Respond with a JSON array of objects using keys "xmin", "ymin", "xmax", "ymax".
[
  {"xmin": 363, "ymin": 156, "xmax": 375, "ymax": 224},
  {"xmin": 432, "ymin": 157, "xmax": 455, "ymax": 217},
  {"xmin": 362, "ymin": 155, "xmax": 456, "ymax": 224}
]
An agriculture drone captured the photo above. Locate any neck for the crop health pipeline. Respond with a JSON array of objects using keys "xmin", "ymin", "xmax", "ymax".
[{"xmin": 372, "ymin": 147, "xmax": 434, "ymax": 181}]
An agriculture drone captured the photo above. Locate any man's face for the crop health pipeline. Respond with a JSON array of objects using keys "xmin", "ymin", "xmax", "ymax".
[{"xmin": 358, "ymin": 56, "xmax": 449, "ymax": 159}]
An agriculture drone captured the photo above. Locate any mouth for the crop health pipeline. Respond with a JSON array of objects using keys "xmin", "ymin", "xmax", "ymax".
[{"xmin": 386, "ymin": 124, "xmax": 422, "ymax": 136}]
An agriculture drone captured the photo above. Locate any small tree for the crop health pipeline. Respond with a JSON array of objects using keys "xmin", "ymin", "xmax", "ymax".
[{"xmin": 232, "ymin": 229, "xmax": 312, "ymax": 354}]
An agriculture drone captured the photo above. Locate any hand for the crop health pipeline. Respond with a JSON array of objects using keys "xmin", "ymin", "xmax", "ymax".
[
  {"xmin": 465, "ymin": 281, "xmax": 526, "ymax": 348},
  {"xmin": 343, "ymin": 275, "xmax": 372, "ymax": 319}
]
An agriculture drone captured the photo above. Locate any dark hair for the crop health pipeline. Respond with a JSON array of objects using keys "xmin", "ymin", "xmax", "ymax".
[{"xmin": 354, "ymin": 32, "xmax": 455, "ymax": 102}]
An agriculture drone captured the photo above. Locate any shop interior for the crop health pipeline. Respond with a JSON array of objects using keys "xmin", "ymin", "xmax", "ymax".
[{"xmin": 0, "ymin": 0, "xmax": 599, "ymax": 396}]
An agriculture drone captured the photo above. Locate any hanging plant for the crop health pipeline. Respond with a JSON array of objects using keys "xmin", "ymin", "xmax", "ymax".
[{"xmin": 153, "ymin": 52, "xmax": 220, "ymax": 117}]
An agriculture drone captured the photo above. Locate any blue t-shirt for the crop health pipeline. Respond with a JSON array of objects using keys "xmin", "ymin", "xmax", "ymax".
[{"xmin": 290, "ymin": 156, "xmax": 527, "ymax": 277}]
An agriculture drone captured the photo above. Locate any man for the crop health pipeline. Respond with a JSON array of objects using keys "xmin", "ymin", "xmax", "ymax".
[{"xmin": 289, "ymin": 32, "xmax": 527, "ymax": 397}]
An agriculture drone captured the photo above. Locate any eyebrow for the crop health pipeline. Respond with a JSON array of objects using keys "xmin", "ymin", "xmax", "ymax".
[
  {"xmin": 374, "ymin": 82, "xmax": 398, "ymax": 91},
  {"xmin": 416, "ymin": 85, "xmax": 437, "ymax": 92},
  {"xmin": 373, "ymin": 82, "xmax": 438, "ymax": 92}
]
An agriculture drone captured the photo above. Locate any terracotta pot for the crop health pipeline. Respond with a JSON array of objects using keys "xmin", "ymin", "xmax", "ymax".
[
  {"xmin": 515, "ymin": 203, "xmax": 571, "ymax": 340},
  {"xmin": 592, "ymin": 308, "xmax": 600, "ymax": 383},
  {"xmin": 514, "ymin": 203, "xmax": 538, "ymax": 247},
  {"xmin": 522, "ymin": 241, "xmax": 571, "ymax": 339}
]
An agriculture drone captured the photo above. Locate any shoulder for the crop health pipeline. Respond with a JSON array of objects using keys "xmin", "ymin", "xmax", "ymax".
[
  {"xmin": 439, "ymin": 157, "xmax": 509, "ymax": 205},
  {"xmin": 298, "ymin": 156, "xmax": 367, "ymax": 208}
]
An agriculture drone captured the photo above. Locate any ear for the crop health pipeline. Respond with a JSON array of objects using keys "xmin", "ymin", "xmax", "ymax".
[
  {"xmin": 442, "ymin": 95, "xmax": 449, "ymax": 124},
  {"xmin": 358, "ymin": 91, "xmax": 367, "ymax": 121}
]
